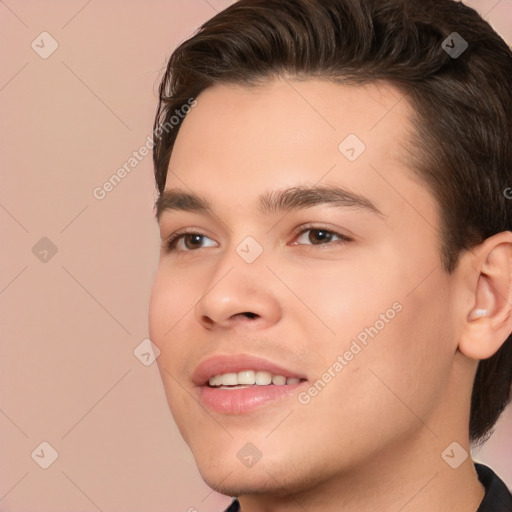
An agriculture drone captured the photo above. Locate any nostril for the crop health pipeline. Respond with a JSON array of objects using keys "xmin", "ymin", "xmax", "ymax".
[
  {"xmin": 200, "ymin": 315, "xmax": 215, "ymax": 327},
  {"xmin": 242, "ymin": 312, "xmax": 258, "ymax": 319}
]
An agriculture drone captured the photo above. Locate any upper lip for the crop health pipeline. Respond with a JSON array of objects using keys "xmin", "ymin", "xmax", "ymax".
[{"xmin": 192, "ymin": 354, "xmax": 308, "ymax": 386}]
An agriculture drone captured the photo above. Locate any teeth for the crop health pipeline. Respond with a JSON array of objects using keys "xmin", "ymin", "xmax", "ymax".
[
  {"xmin": 221, "ymin": 373, "xmax": 238, "ymax": 386},
  {"xmin": 238, "ymin": 370, "xmax": 256, "ymax": 384},
  {"xmin": 272, "ymin": 375, "xmax": 286, "ymax": 385},
  {"xmin": 255, "ymin": 371, "xmax": 272, "ymax": 385},
  {"xmin": 208, "ymin": 370, "xmax": 303, "ymax": 387},
  {"xmin": 208, "ymin": 374, "xmax": 224, "ymax": 386}
]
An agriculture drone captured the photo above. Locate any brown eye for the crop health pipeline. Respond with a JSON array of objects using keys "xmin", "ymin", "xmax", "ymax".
[
  {"xmin": 183, "ymin": 234, "xmax": 206, "ymax": 250},
  {"xmin": 164, "ymin": 232, "xmax": 217, "ymax": 252},
  {"xmin": 294, "ymin": 227, "xmax": 350, "ymax": 246},
  {"xmin": 308, "ymin": 229, "xmax": 335, "ymax": 244}
]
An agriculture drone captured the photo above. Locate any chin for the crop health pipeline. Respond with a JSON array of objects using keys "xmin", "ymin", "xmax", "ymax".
[
  {"xmin": 197, "ymin": 463, "xmax": 289, "ymax": 498},
  {"xmin": 194, "ymin": 446, "xmax": 323, "ymax": 500}
]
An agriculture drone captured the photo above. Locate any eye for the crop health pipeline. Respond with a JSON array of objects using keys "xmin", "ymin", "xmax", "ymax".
[
  {"xmin": 291, "ymin": 226, "xmax": 351, "ymax": 246},
  {"xmin": 163, "ymin": 231, "xmax": 217, "ymax": 252},
  {"xmin": 162, "ymin": 226, "xmax": 351, "ymax": 253}
]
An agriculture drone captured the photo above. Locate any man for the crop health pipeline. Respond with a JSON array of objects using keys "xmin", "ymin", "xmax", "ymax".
[{"xmin": 148, "ymin": 0, "xmax": 512, "ymax": 510}]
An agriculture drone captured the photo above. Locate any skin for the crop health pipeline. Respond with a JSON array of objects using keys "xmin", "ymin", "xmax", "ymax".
[{"xmin": 148, "ymin": 78, "xmax": 512, "ymax": 511}]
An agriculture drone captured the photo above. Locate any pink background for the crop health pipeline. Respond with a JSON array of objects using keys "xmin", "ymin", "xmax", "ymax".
[{"xmin": 1, "ymin": 1, "xmax": 511, "ymax": 510}]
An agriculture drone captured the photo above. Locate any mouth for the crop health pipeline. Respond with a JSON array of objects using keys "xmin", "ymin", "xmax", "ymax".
[
  {"xmin": 193, "ymin": 354, "xmax": 308, "ymax": 414},
  {"xmin": 207, "ymin": 370, "xmax": 306, "ymax": 388}
]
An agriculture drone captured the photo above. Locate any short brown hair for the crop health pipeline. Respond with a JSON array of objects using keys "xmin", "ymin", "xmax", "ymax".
[{"xmin": 152, "ymin": 0, "xmax": 512, "ymax": 444}]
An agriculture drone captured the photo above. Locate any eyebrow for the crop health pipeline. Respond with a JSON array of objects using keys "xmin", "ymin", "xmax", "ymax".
[{"xmin": 154, "ymin": 185, "xmax": 383, "ymax": 221}]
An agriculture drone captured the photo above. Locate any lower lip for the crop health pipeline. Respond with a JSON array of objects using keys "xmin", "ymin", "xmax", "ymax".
[{"xmin": 198, "ymin": 382, "xmax": 307, "ymax": 414}]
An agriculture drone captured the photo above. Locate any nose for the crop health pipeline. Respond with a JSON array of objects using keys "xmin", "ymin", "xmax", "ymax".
[{"xmin": 194, "ymin": 257, "xmax": 282, "ymax": 331}]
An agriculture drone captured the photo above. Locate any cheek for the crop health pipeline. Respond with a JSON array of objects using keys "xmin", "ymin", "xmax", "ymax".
[
  {"xmin": 148, "ymin": 267, "xmax": 206, "ymax": 443},
  {"xmin": 325, "ymin": 273, "xmax": 455, "ymax": 428},
  {"xmin": 148, "ymin": 264, "xmax": 200, "ymax": 350},
  {"xmin": 289, "ymin": 299, "xmax": 453, "ymax": 464},
  {"xmin": 276, "ymin": 253, "xmax": 400, "ymax": 342},
  {"xmin": 289, "ymin": 253, "xmax": 455, "ymax": 418}
]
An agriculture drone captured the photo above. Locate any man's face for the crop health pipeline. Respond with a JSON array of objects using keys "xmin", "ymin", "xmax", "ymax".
[{"xmin": 149, "ymin": 79, "xmax": 461, "ymax": 495}]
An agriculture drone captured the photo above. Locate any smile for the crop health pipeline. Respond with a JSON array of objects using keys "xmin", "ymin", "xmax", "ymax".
[
  {"xmin": 193, "ymin": 354, "xmax": 309, "ymax": 413},
  {"xmin": 208, "ymin": 370, "xmax": 304, "ymax": 387}
]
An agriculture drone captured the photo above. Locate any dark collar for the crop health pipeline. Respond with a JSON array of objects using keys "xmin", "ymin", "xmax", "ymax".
[
  {"xmin": 476, "ymin": 463, "xmax": 512, "ymax": 511},
  {"xmin": 223, "ymin": 498, "xmax": 240, "ymax": 512},
  {"xmin": 222, "ymin": 463, "xmax": 512, "ymax": 511}
]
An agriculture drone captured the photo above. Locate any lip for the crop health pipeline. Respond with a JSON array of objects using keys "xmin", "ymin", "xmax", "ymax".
[
  {"xmin": 192, "ymin": 353, "xmax": 307, "ymax": 386},
  {"xmin": 198, "ymin": 381, "xmax": 307, "ymax": 414},
  {"xmin": 192, "ymin": 354, "xmax": 308, "ymax": 414}
]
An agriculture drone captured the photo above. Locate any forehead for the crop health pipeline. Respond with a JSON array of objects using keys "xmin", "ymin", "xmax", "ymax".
[
  {"xmin": 165, "ymin": 78, "xmax": 436, "ymax": 226},
  {"xmin": 172, "ymin": 78, "xmax": 411, "ymax": 156}
]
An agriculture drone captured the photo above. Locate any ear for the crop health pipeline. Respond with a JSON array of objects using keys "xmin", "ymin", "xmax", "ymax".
[{"xmin": 458, "ymin": 231, "xmax": 512, "ymax": 360}]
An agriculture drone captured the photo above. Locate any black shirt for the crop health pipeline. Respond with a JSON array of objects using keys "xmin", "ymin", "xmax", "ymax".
[
  {"xmin": 475, "ymin": 463, "xmax": 512, "ymax": 511},
  {"xmin": 222, "ymin": 463, "xmax": 512, "ymax": 511}
]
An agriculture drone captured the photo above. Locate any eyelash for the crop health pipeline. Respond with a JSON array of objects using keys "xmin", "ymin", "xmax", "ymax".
[{"xmin": 162, "ymin": 224, "xmax": 352, "ymax": 253}]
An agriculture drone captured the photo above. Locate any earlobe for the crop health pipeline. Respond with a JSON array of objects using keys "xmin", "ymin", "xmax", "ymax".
[
  {"xmin": 459, "ymin": 231, "xmax": 512, "ymax": 360},
  {"xmin": 467, "ymin": 308, "xmax": 489, "ymax": 321}
]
